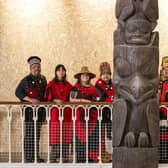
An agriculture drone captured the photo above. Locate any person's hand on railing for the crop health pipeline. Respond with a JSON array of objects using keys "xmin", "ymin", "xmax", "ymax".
[
  {"xmin": 53, "ymin": 99, "xmax": 63, "ymax": 105},
  {"xmin": 30, "ymin": 98, "xmax": 40, "ymax": 104},
  {"xmin": 80, "ymin": 99, "xmax": 91, "ymax": 103},
  {"xmin": 23, "ymin": 96, "xmax": 40, "ymax": 104}
]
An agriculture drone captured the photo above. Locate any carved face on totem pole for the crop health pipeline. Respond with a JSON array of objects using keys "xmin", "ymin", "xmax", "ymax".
[
  {"xmin": 125, "ymin": 18, "xmax": 152, "ymax": 44},
  {"xmin": 118, "ymin": 13, "xmax": 157, "ymax": 45}
]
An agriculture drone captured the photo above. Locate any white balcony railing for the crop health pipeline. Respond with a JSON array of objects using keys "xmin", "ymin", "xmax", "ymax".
[
  {"xmin": 0, "ymin": 102, "xmax": 112, "ymax": 168},
  {"xmin": 0, "ymin": 102, "xmax": 167, "ymax": 168}
]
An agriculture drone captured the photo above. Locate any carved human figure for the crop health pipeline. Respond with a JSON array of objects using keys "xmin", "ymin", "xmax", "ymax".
[{"xmin": 113, "ymin": 44, "xmax": 159, "ymax": 148}]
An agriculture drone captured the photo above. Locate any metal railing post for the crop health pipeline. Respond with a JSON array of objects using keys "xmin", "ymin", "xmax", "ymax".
[
  {"xmin": 33, "ymin": 106, "xmax": 37, "ymax": 164},
  {"xmin": 85, "ymin": 105, "xmax": 89, "ymax": 164},
  {"xmin": 21, "ymin": 106, "xmax": 26, "ymax": 163},
  {"xmin": 59, "ymin": 105, "xmax": 63, "ymax": 164},
  {"xmin": 8, "ymin": 106, "xmax": 12, "ymax": 163},
  {"xmin": 73, "ymin": 106, "xmax": 77, "ymax": 164},
  {"xmin": 98, "ymin": 105, "xmax": 102, "ymax": 164},
  {"xmin": 47, "ymin": 106, "xmax": 51, "ymax": 164}
]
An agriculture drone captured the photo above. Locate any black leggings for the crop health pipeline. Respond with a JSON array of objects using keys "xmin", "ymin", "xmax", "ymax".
[
  {"xmin": 76, "ymin": 137, "xmax": 86, "ymax": 163},
  {"xmin": 24, "ymin": 107, "xmax": 45, "ymax": 161},
  {"xmin": 50, "ymin": 143, "xmax": 70, "ymax": 160},
  {"xmin": 24, "ymin": 122, "xmax": 42, "ymax": 160}
]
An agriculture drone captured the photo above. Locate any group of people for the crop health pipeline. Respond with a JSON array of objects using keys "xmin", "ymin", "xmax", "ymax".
[{"xmin": 15, "ymin": 56, "xmax": 115, "ymax": 163}]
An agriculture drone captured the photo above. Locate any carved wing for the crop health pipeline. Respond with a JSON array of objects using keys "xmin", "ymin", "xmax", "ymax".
[
  {"xmin": 113, "ymin": 99, "xmax": 127, "ymax": 147},
  {"xmin": 146, "ymin": 99, "xmax": 159, "ymax": 147}
]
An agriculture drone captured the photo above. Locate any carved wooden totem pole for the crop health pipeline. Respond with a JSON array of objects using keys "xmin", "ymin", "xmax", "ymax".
[{"xmin": 113, "ymin": 0, "xmax": 159, "ymax": 168}]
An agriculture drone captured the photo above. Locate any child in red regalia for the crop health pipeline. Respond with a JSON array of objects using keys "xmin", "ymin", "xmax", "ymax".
[
  {"xmin": 70, "ymin": 66, "xmax": 102, "ymax": 163},
  {"xmin": 44, "ymin": 64, "xmax": 72, "ymax": 163}
]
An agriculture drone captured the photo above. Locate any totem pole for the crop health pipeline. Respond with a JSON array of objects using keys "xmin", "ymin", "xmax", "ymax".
[{"xmin": 113, "ymin": 0, "xmax": 159, "ymax": 168}]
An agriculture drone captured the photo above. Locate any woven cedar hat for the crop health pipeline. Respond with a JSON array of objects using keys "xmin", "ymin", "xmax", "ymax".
[{"xmin": 74, "ymin": 66, "xmax": 96, "ymax": 79}]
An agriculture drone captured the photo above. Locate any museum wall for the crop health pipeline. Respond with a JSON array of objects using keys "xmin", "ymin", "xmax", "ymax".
[{"xmin": 0, "ymin": 0, "xmax": 167, "ymax": 101}]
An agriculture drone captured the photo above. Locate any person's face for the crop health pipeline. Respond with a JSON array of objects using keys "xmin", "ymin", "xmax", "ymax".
[
  {"xmin": 101, "ymin": 73, "xmax": 111, "ymax": 83},
  {"xmin": 164, "ymin": 68, "xmax": 168, "ymax": 79},
  {"xmin": 81, "ymin": 73, "xmax": 90, "ymax": 83},
  {"xmin": 56, "ymin": 67, "xmax": 66, "ymax": 80},
  {"xmin": 30, "ymin": 64, "xmax": 41, "ymax": 76}
]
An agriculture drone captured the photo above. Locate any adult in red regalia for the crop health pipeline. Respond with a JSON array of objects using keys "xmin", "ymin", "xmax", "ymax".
[
  {"xmin": 70, "ymin": 66, "xmax": 102, "ymax": 163},
  {"xmin": 44, "ymin": 64, "xmax": 72, "ymax": 163},
  {"xmin": 159, "ymin": 57, "xmax": 168, "ymax": 102},
  {"xmin": 95, "ymin": 62, "xmax": 115, "ymax": 162}
]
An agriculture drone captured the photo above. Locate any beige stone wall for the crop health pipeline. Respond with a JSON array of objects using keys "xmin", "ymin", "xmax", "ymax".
[
  {"xmin": 0, "ymin": 0, "xmax": 167, "ymax": 101},
  {"xmin": 0, "ymin": 0, "xmax": 116, "ymax": 101},
  {"xmin": 157, "ymin": 1, "xmax": 168, "ymax": 66}
]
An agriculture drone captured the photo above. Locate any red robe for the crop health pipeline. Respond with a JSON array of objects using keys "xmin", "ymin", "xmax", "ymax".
[
  {"xmin": 44, "ymin": 80, "xmax": 72, "ymax": 145},
  {"xmin": 95, "ymin": 78, "xmax": 115, "ymax": 102},
  {"xmin": 73, "ymin": 83, "xmax": 105, "ymax": 161},
  {"xmin": 160, "ymin": 80, "xmax": 168, "ymax": 102}
]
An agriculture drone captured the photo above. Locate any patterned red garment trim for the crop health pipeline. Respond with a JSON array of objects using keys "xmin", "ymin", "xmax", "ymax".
[{"xmin": 160, "ymin": 132, "xmax": 168, "ymax": 141}]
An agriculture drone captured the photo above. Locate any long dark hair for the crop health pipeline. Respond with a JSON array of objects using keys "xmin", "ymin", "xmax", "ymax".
[{"xmin": 53, "ymin": 64, "xmax": 67, "ymax": 84}]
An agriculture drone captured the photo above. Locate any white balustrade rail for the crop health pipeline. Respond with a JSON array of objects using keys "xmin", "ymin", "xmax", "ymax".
[
  {"xmin": 0, "ymin": 102, "xmax": 167, "ymax": 168},
  {"xmin": 0, "ymin": 102, "xmax": 113, "ymax": 168}
]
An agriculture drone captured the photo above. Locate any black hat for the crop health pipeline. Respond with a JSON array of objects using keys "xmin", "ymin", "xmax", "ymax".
[{"xmin": 27, "ymin": 56, "xmax": 41, "ymax": 66}]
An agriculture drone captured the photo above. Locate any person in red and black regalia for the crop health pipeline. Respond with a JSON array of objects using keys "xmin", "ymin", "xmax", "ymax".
[
  {"xmin": 95, "ymin": 62, "xmax": 115, "ymax": 103},
  {"xmin": 15, "ymin": 56, "xmax": 47, "ymax": 163},
  {"xmin": 158, "ymin": 57, "xmax": 168, "ymax": 162},
  {"xmin": 70, "ymin": 66, "xmax": 101, "ymax": 163},
  {"xmin": 159, "ymin": 57, "xmax": 168, "ymax": 102},
  {"xmin": 95, "ymin": 62, "xmax": 115, "ymax": 162},
  {"xmin": 44, "ymin": 64, "xmax": 72, "ymax": 163}
]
